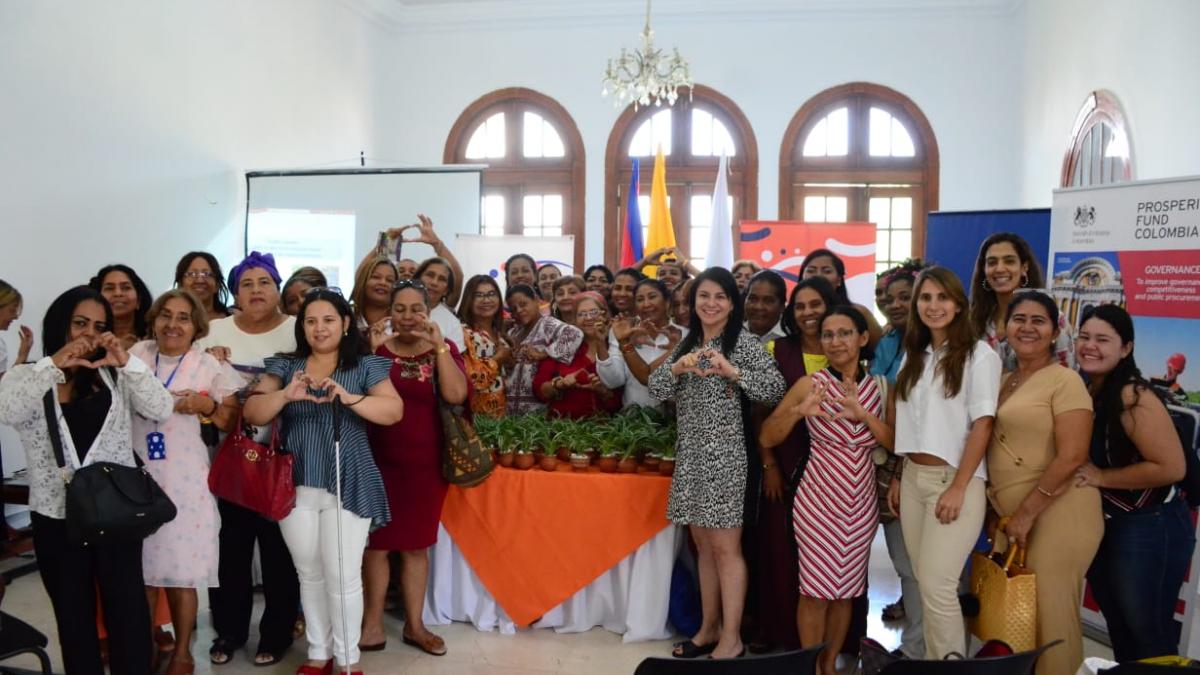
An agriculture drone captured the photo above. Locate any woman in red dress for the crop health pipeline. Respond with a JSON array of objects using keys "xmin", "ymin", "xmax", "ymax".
[
  {"xmin": 533, "ymin": 292, "xmax": 621, "ymax": 419},
  {"xmin": 361, "ymin": 279, "xmax": 469, "ymax": 657}
]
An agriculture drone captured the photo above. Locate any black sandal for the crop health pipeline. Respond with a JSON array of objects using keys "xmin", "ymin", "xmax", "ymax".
[
  {"xmin": 671, "ymin": 640, "xmax": 716, "ymax": 659},
  {"xmin": 209, "ymin": 638, "xmax": 241, "ymax": 666},
  {"xmin": 253, "ymin": 650, "xmax": 284, "ymax": 668}
]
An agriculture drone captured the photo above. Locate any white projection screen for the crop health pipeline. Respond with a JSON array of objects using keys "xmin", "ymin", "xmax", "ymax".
[{"xmin": 245, "ymin": 167, "xmax": 483, "ymax": 288}]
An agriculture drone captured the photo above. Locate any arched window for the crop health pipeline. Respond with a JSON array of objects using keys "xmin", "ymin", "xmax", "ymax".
[
  {"xmin": 445, "ymin": 88, "xmax": 586, "ymax": 270},
  {"xmin": 780, "ymin": 82, "xmax": 939, "ymax": 273},
  {"xmin": 604, "ymin": 84, "xmax": 758, "ymax": 269},
  {"xmin": 1061, "ymin": 90, "xmax": 1133, "ymax": 188}
]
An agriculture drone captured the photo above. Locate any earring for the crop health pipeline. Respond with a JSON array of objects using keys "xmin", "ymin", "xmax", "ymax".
[
  {"xmin": 1021, "ymin": 273, "xmax": 1030, "ymax": 288},
  {"xmin": 981, "ymin": 278, "xmax": 992, "ymax": 291}
]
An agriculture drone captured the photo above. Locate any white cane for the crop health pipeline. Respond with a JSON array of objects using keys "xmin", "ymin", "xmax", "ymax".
[{"xmin": 331, "ymin": 396, "xmax": 351, "ymax": 674}]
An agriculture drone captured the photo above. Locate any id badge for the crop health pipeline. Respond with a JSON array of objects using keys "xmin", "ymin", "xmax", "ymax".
[{"xmin": 147, "ymin": 431, "xmax": 167, "ymax": 460}]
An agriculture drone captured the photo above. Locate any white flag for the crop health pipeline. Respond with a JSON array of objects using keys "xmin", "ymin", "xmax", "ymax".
[{"xmin": 705, "ymin": 152, "xmax": 734, "ymax": 270}]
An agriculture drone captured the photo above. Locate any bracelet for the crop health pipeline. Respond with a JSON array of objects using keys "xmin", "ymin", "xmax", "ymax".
[
  {"xmin": 205, "ymin": 398, "xmax": 219, "ymax": 417},
  {"xmin": 437, "ymin": 346, "xmax": 449, "ymax": 355},
  {"xmin": 346, "ymin": 394, "xmax": 368, "ymax": 407},
  {"xmin": 762, "ymin": 463, "xmax": 776, "ymax": 471},
  {"xmin": 1036, "ymin": 485, "xmax": 1055, "ymax": 498}
]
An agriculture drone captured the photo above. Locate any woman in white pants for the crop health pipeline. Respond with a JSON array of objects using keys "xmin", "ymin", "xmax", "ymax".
[
  {"xmin": 886, "ymin": 267, "xmax": 1000, "ymax": 660},
  {"xmin": 245, "ymin": 289, "xmax": 403, "ymax": 675}
]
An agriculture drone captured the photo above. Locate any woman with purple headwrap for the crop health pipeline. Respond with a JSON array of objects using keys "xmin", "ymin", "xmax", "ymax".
[{"xmin": 198, "ymin": 251, "xmax": 301, "ymax": 667}]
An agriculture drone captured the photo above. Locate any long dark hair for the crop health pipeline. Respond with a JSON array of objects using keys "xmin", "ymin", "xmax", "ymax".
[
  {"xmin": 896, "ymin": 267, "xmax": 977, "ymax": 400},
  {"xmin": 673, "ymin": 267, "xmax": 743, "ymax": 360},
  {"xmin": 782, "ymin": 276, "xmax": 837, "ymax": 337},
  {"xmin": 286, "ymin": 290, "xmax": 365, "ymax": 369},
  {"xmin": 583, "ymin": 264, "xmax": 614, "ymax": 285},
  {"xmin": 43, "ymin": 286, "xmax": 115, "ymax": 399},
  {"xmin": 801, "ymin": 249, "xmax": 850, "ymax": 304},
  {"xmin": 89, "ymin": 264, "xmax": 153, "ymax": 338},
  {"xmin": 457, "ymin": 274, "xmax": 505, "ymax": 336},
  {"xmin": 1082, "ymin": 304, "xmax": 1158, "ymax": 465},
  {"xmin": 504, "ymin": 253, "xmax": 537, "ymax": 287},
  {"xmin": 823, "ymin": 305, "xmax": 875, "ymax": 363},
  {"xmin": 968, "ymin": 232, "xmax": 1045, "ymax": 338},
  {"xmin": 173, "ymin": 251, "xmax": 230, "ymax": 315}
]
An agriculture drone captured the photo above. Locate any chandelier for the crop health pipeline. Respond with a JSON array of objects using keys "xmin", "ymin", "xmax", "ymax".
[{"xmin": 601, "ymin": 0, "xmax": 693, "ymax": 110}]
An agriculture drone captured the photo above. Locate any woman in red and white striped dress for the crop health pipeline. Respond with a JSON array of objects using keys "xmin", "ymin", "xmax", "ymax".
[{"xmin": 761, "ymin": 306, "xmax": 894, "ymax": 675}]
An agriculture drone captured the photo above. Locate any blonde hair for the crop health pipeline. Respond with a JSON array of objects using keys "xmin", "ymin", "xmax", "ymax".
[
  {"xmin": 146, "ymin": 289, "xmax": 210, "ymax": 342},
  {"xmin": 0, "ymin": 279, "xmax": 22, "ymax": 312}
]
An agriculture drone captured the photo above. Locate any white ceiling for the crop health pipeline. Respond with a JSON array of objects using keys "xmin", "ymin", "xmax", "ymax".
[{"xmin": 339, "ymin": 0, "xmax": 1024, "ymax": 33}]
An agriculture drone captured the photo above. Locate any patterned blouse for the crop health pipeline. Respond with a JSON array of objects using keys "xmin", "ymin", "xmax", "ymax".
[
  {"xmin": 0, "ymin": 356, "xmax": 174, "ymax": 519},
  {"xmin": 263, "ymin": 355, "xmax": 393, "ymax": 529},
  {"xmin": 462, "ymin": 327, "xmax": 506, "ymax": 418},
  {"xmin": 505, "ymin": 316, "xmax": 583, "ymax": 415}
]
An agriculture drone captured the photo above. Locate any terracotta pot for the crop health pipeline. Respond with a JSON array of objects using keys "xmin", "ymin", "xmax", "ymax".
[
  {"xmin": 556, "ymin": 446, "xmax": 571, "ymax": 461},
  {"xmin": 497, "ymin": 452, "xmax": 515, "ymax": 468},
  {"xmin": 514, "ymin": 453, "xmax": 536, "ymax": 470},
  {"xmin": 597, "ymin": 456, "xmax": 619, "ymax": 473},
  {"xmin": 585, "ymin": 448, "xmax": 598, "ymax": 461},
  {"xmin": 617, "ymin": 457, "xmax": 639, "ymax": 474},
  {"xmin": 532, "ymin": 449, "xmax": 545, "ymax": 463},
  {"xmin": 539, "ymin": 455, "xmax": 559, "ymax": 472},
  {"xmin": 569, "ymin": 454, "xmax": 591, "ymax": 471},
  {"xmin": 642, "ymin": 454, "xmax": 662, "ymax": 469},
  {"xmin": 658, "ymin": 459, "xmax": 676, "ymax": 476}
]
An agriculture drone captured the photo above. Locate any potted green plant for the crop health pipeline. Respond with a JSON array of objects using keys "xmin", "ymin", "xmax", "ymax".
[
  {"xmin": 567, "ymin": 423, "xmax": 597, "ymax": 471},
  {"xmin": 493, "ymin": 416, "xmax": 516, "ymax": 467},
  {"xmin": 658, "ymin": 426, "xmax": 677, "ymax": 476},
  {"xmin": 549, "ymin": 417, "xmax": 575, "ymax": 461},
  {"xmin": 595, "ymin": 428, "xmax": 622, "ymax": 473},
  {"xmin": 513, "ymin": 416, "xmax": 540, "ymax": 470}
]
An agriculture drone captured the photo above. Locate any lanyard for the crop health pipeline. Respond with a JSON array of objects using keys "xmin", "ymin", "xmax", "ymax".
[{"xmin": 154, "ymin": 351, "xmax": 186, "ymax": 390}]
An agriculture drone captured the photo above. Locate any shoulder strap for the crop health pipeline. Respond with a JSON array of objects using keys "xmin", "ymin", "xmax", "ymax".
[
  {"xmin": 873, "ymin": 374, "xmax": 889, "ymax": 425},
  {"xmin": 42, "ymin": 391, "xmax": 67, "ymax": 469}
]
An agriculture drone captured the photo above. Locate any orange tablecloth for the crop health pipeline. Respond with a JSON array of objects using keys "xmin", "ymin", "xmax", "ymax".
[{"xmin": 440, "ymin": 465, "xmax": 672, "ymax": 627}]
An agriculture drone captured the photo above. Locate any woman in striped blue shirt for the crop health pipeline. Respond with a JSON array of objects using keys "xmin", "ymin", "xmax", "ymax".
[{"xmin": 244, "ymin": 289, "xmax": 403, "ymax": 675}]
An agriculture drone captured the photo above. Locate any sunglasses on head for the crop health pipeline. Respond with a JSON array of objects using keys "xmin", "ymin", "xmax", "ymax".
[
  {"xmin": 304, "ymin": 286, "xmax": 344, "ymax": 297},
  {"xmin": 393, "ymin": 279, "xmax": 427, "ymax": 290}
]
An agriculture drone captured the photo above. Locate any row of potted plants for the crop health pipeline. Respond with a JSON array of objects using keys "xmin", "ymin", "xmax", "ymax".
[{"xmin": 474, "ymin": 406, "xmax": 678, "ymax": 475}]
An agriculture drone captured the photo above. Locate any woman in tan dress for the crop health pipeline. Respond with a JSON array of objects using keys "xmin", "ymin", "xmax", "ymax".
[{"xmin": 985, "ymin": 291, "xmax": 1100, "ymax": 675}]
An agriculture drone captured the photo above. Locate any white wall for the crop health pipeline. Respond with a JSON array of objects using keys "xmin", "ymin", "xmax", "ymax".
[
  {"xmin": 1016, "ymin": 0, "xmax": 1200, "ymax": 206},
  {"xmin": 369, "ymin": 3, "xmax": 1026, "ymax": 265}
]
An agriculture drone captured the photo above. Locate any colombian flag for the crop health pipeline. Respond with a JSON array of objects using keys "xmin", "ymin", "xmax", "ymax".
[
  {"xmin": 620, "ymin": 158, "xmax": 644, "ymax": 268},
  {"xmin": 643, "ymin": 145, "xmax": 676, "ymax": 277}
]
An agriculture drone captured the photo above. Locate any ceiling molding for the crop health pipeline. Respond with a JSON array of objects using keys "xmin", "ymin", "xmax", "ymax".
[{"xmin": 339, "ymin": 0, "xmax": 1024, "ymax": 34}]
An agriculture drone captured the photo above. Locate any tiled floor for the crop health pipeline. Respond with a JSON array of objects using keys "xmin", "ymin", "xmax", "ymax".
[{"xmin": 0, "ymin": 528, "xmax": 1114, "ymax": 674}]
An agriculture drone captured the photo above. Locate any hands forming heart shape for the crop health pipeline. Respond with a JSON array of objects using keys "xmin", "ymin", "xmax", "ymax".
[
  {"xmin": 390, "ymin": 214, "xmax": 438, "ymax": 245},
  {"xmin": 672, "ymin": 347, "xmax": 736, "ymax": 379},
  {"xmin": 284, "ymin": 371, "xmax": 349, "ymax": 405},
  {"xmin": 52, "ymin": 333, "xmax": 129, "ymax": 370}
]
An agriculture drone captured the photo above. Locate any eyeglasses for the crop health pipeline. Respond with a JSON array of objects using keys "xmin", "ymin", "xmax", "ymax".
[
  {"xmin": 393, "ymin": 279, "xmax": 427, "ymax": 290},
  {"xmin": 473, "ymin": 291, "xmax": 499, "ymax": 300},
  {"xmin": 820, "ymin": 329, "xmax": 858, "ymax": 342},
  {"xmin": 304, "ymin": 286, "xmax": 343, "ymax": 297},
  {"xmin": 183, "ymin": 271, "xmax": 214, "ymax": 280},
  {"xmin": 577, "ymin": 309, "xmax": 607, "ymax": 320}
]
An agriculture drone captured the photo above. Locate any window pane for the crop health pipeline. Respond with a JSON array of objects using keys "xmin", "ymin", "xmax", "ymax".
[
  {"xmin": 544, "ymin": 195, "xmax": 563, "ymax": 228},
  {"xmin": 826, "ymin": 197, "xmax": 848, "ymax": 222},
  {"xmin": 481, "ymin": 195, "xmax": 505, "ymax": 236},
  {"xmin": 827, "ymin": 107, "xmax": 848, "ymax": 156},
  {"xmin": 802, "ymin": 118, "xmax": 828, "ymax": 157},
  {"xmin": 803, "ymin": 195, "xmax": 826, "ymax": 221},
  {"xmin": 523, "ymin": 195, "xmax": 543, "ymax": 231},
  {"xmin": 891, "ymin": 118, "xmax": 915, "ymax": 157},
  {"xmin": 692, "ymin": 109, "xmax": 713, "ymax": 156},
  {"xmin": 713, "ymin": 118, "xmax": 736, "ymax": 157},
  {"xmin": 629, "ymin": 109, "xmax": 672, "ymax": 157},
  {"xmin": 876, "ymin": 229, "xmax": 890, "ymax": 262},
  {"xmin": 891, "ymin": 197, "xmax": 913, "ymax": 230},
  {"xmin": 523, "ymin": 112, "xmax": 543, "ymax": 158},
  {"xmin": 869, "ymin": 197, "xmax": 891, "ymax": 228},
  {"xmin": 869, "ymin": 107, "xmax": 891, "ymax": 157},
  {"xmin": 891, "ymin": 229, "xmax": 912, "ymax": 260},
  {"xmin": 691, "ymin": 228, "xmax": 710, "ymax": 260},
  {"xmin": 467, "ymin": 113, "xmax": 505, "ymax": 159},
  {"xmin": 542, "ymin": 118, "xmax": 565, "ymax": 157},
  {"xmin": 691, "ymin": 195, "xmax": 713, "ymax": 231}
]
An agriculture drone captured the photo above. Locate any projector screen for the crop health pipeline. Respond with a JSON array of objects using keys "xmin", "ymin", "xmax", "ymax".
[{"xmin": 245, "ymin": 167, "xmax": 483, "ymax": 288}]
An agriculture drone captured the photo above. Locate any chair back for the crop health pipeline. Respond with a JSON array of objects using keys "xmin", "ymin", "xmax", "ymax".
[
  {"xmin": 878, "ymin": 640, "xmax": 1060, "ymax": 675},
  {"xmin": 632, "ymin": 644, "xmax": 823, "ymax": 675}
]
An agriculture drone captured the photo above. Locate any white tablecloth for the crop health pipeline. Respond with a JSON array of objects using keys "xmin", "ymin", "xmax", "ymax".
[{"xmin": 423, "ymin": 522, "xmax": 682, "ymax": 642}]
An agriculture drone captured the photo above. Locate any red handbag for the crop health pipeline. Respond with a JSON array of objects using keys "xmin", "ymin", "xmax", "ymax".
[{"xmin": 208, "ymin": 411, "xmax": 296, "ymax": 521}]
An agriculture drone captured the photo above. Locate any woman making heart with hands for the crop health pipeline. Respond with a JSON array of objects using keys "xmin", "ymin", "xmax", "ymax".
[
  {"xmin": 597, "ymin": 278, "xmax": 686, "ymax": 410},
  {"xmin": 243, "ymin": 289, "xmax": 403, "ymax": 675},
  {"xmin": 534, "ymin": 292, "xmax": 621, "ymax": 419}
]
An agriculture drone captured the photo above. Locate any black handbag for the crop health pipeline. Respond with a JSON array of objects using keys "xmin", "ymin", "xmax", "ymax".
[{"xmin": 43, "ymin": 391, "xmax": 177, "ymax": 546}]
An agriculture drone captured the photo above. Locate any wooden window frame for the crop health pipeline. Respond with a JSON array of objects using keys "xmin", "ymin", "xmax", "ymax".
[
  {"xmin": 1060, "ymin": 89, "xmax": 1134, "ymax": 188},
  {"xmin": 444, "ymin": 87, "xmax": 586, "ymax": 271},
  {"xmin": 603, "ymin": 84, "xmax": 759, "ymax": 269},
  {"xmin": 779, "ymin": 82, "xmax": 939, "ymax": 257}
]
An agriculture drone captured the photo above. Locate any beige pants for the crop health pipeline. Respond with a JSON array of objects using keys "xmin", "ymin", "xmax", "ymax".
[{"xmin": 899, "ymin": 463, "xmax": 986, "ymax": 660}]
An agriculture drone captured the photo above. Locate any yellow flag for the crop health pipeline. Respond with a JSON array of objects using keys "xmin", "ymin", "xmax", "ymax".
[{"xmin": 643, "ymin": 145, "xmax": 676, "ymax": 277}]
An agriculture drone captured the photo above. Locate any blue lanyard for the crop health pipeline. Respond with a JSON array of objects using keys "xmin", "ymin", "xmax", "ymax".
[{"xmin": 154, "ymin": 351, "xmax": 186, "ymax": 390}]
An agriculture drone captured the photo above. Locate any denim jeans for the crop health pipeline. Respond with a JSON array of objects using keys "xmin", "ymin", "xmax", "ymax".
[{"xmin": 1086, "ymin": 496, "xmax": 1195, "ymax": 662}]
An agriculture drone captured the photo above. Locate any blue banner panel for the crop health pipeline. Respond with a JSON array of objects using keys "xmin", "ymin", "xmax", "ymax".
[{"xmin": 925, "ymin": 209, "xmax": 1051, "ymax": 300}]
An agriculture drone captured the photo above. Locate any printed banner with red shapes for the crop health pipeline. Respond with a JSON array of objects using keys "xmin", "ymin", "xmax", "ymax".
[
  {"xmin": 738, "ymin": 221, "xmax": 877, "ymax": 306},
  {"xmin": 1051, "ymin": 175, "xmax": 1200, "ymax": 655}
]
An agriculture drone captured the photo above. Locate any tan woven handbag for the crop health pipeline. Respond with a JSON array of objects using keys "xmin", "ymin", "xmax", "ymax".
[{"xmin": 968, "ymin": 517, "xmax": 1037, "ymax": 652}]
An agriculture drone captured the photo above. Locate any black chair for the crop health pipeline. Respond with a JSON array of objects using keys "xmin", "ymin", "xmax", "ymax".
[
  {"xmin": 1100, "ymin": 664, "xmax": 1200, "ymax": 674},
  {"xmin": 0, "ymin": 611, "xmax": 52, "ymax": 675},
  {"xmin": 878, "ymin": 640, "xmax": 1060, "ymax": 675},
  {"xmin": 633, "ymin": 644, "xmax": 823, "ymax": 674}
]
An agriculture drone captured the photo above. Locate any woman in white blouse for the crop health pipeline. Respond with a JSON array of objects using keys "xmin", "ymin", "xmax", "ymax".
[
  {"xmin": 597, "ymin": 278, "xmax": 684, "ymax": 409},
  {"xmin": 886, "ymin": 267, "xmax": 1001, "ymax": 660},
  {"xmin": 0, "ymin": 286, "xmax": 173, "ymax": 675},
  {"xmin": 414, "ymin": 256, "xmax": 465, "ymax": 352}
]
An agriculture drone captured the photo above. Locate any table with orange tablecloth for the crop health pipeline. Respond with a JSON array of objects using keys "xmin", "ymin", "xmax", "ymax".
[{"xmin": 423, "ymin": 464, "xmax": 683, "ymax": 641}]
